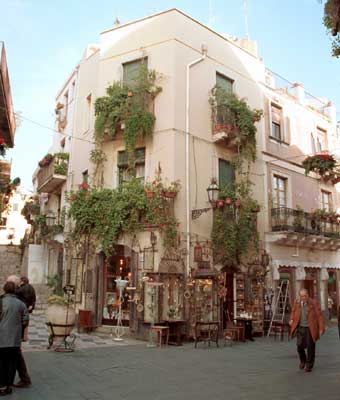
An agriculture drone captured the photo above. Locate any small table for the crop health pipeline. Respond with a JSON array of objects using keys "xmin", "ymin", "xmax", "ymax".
[
  {"xmin": 194, "ymin": 321, "xmax": 219, "ymax": 348},
  {"xmin": 150, "ymin": 326, "xmax": 169, "ymax": 347},
  {"xmin": 162, "ymin": 320, "xmax": 185, "ymax": 346},
  {"xmin": 235, "ymin": 318, "xmax": 253, "ymax": 341}
]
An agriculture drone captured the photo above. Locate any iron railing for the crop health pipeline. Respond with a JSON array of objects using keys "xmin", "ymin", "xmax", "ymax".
[
  {"xmin": 211, "ymin": 104, "xmax": 237, "ymax": 134},
  {"xmin": 271, "ymin": 207, "xmax": 340, "ymax": 238}
]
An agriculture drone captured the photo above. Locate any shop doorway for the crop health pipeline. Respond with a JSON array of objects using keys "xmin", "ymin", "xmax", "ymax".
[
  {"xmin": 102, "ymin": 245, "xmax": 131, "ymax": 326},
  {"xmin": 328, "ymin": 270, "xmax": 338, "ymax": 319},
  {"xmin": 221, "ymin": 272, "xmax": 234, "ymax": 329},
  {"xmin": 302, "ymin": 268, "xmax": 318, "ymax": 299}
]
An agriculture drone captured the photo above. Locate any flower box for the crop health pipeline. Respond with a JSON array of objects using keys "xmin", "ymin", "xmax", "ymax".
[{"xmin": 162, "ymin": 191, "xmax": 177, "ymax": 199}]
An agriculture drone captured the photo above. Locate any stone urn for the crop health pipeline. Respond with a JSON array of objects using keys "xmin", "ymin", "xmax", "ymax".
[{"xmin": 46, "ymin": 296, "xmax": 76, "ymax": 337}]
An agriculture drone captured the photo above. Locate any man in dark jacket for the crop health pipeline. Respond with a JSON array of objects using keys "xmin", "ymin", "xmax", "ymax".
[
  {"xmin": 6, "ymin": 275, "xmax": 32, "ymax": 388},
  {"xmin": 16, "ymin": 276, "xmax": 36, "ymax": 342}
]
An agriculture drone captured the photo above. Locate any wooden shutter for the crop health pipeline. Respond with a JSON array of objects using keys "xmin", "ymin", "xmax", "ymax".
[
  {"xmin": 123, "ymin": 58, "xmax": 147, "ymax": 84},
  {"xmin": 218, "ymin": 159, "xmax": 235, "ymax": 189},
  {"xmin": 271, "ymin": 104, "xmax": 282, "ymax": 124},
  {"xmin": 216, "ymin": 73, "xmax": 233, "ymax": 93}
]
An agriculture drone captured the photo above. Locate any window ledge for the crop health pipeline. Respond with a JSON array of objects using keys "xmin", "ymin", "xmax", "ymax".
[{"xmin": 269, "ymin": 136, "xmax": 290, "ymax": 146}]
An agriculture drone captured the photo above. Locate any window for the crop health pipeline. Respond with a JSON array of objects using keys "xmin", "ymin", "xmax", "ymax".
[
  {"xmin": 118, "ymin": 148, "xmax": 145, "ymax": 185},
  {"xmin": 12, "ymin": 203, "xmax": 19, "ymax": 212},
  {"xmin": 123, "ymin": 58, "xmax": 147, "ymax": 85},
  {"xmin": 311, "ymin": 134, "xmax": 316, "ymax": 155},
  {"xmin": 86, "ymin": 94, "xmax": 92, "ymax": 131},
  {"xmin": 321, "ymin": 190, "xmax": 332, "ymax": 212},
  {"xmin": 317, "ymin": 137, "xmax": 322, "ymax": 153},
  {"xmin": 316, "ymin": 127, "xmax": 326, "ymax": 152},
  {"xmin": 82, "ymin": 169, "xmax": 89, "ymax": 184},
  {"xmin": 60, "ymin": 91, "xmax": 69, "ymax": 121},
  {"xmin": 218, "ymin": 159, "xmax": 235, "ymax": 189},
  {"xmin": 272, "ymin": 175, "xmax": 287, "ymax": 208},
  {"xmin": 216, "ymin": 73, "xmax": 233, "ymax": 94},
  {"xmin": 270, "ymin": 104, "xmax": 283, "ymax": 141}
]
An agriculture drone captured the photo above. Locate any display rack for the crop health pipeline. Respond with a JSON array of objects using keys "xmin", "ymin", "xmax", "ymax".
[
  {"xmin": 250, "ymin": 276, "xmax": 264, "ymax": 335},
  {"xmin": 235, "ymin": 273, "xmax": 245, "ymax": 317}
]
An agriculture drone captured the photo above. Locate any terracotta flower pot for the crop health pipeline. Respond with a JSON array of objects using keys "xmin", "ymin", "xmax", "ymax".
[
  {"xmin": 145, "ymin": 189, "xmax": 155, "ymax": 199},
  {"xmin": 162, "ymin": 191, "xmax": 177, "ymax": 199},
  {"xmin": 46, "ymin": 303, "xmax": 75, "ymax": 338},
  {"xmin": 234, "ymin": 199, "xmax": 241, "ymax": 207},
  {"xmin": 225, "ymin": 197, "xmax": 232, "ymax": 205},
  {"xmin": 217, "ymin": 200, "xmax": 225, "ymax": 208}
]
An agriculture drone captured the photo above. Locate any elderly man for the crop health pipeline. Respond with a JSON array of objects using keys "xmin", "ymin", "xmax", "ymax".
[
  {"xmin": 289, "ymin": 289, "xmax": 325, "ymax": 372},
  {"xmin": 5, "ymin": 275, "xmax": 32, "ymax": 388}
]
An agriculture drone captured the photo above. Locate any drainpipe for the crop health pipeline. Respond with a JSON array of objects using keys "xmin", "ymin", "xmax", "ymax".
[{"xmin": 185, "ymin": 46, "xmax": 207, "ymax": 277}]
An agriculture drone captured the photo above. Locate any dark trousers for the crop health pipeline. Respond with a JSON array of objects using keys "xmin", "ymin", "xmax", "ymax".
[
  {"xmin": 0, "ymin": 347, "xmax": 19, "ymax": 387},
  {"xmin": 16, "ymin": 347, "xmax": 31, "ymax": 383},
  {"xmin": 297, "ymin": 326, "xmax": 315, "ymax": 368}
]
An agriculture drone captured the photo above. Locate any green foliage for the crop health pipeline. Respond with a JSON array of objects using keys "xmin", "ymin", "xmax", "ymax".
[
  {"xmin": 67, "ymin": 178, "xmax": 179, "ymax": 256},
  {"xmin": 90, "ymin": 148, "xmax": 107, "ymax": 164},
  {"xmin": 53, "ymin": 152, "xmax": 69, "ymax": 176},
  {"xmin": 212, "ymin": 182, "xmax": 259, "ymax": 267},
  {"xmin": 302, "ymin": 154, "xmax": 338, "ymax": 176},
  {"xmin": 47, "ymin": 274, "xmax": 63, "ymax": 296},
  {"xmin": 94, "ymin": 64, "xmax": 162, "ymax": 171},
  {"xmin": 209, "ymin": 86, "xmax": 263, "ymax": 167},
  {"xmin": 323, "ymin": 0, "xmax": 340, "ymax": 57}
]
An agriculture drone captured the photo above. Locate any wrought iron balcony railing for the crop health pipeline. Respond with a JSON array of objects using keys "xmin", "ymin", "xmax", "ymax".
[
  {"xmin": 271, "ymin": 207, "xmax": 340, "ymax": 238},
  {"xmin": 211, "ymin": 104, "xmax": 238, "ymax": 136}
]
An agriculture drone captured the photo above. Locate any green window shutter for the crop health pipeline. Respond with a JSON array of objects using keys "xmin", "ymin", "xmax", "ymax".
[
  {"xmin": 123, "ymin": 58, "xmax": 148, "ymax": 85},
  {"xmin": 216, "ymin": 73, "xmax": 233, "ymax": 94},
  {"xmin": 218, "ymin": 159, "xmax": 235, "ymax": 189}
]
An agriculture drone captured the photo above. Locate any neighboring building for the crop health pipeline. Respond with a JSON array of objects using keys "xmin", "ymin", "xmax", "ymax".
[
  {"xmin": 31, "ymin": 9, "xmax": 339, "ymax": 337},
  {"xmin": 0, "ymin": 190, "xmax": 30, "ymax": 245}
]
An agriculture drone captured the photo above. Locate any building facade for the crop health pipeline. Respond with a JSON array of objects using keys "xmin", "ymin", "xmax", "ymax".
[{"xmin": 30, "ymin": 9, "xmax": 339, "ymax": 337}]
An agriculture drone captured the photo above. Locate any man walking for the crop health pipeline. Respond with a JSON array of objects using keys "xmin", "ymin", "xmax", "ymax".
[
  {"xmin": 16, "ymin": 277, "xmax": 36, "ymax": 341},
  {"xmin": 289, "ymin": 289, "xmax": 325, "ymax": 372}
]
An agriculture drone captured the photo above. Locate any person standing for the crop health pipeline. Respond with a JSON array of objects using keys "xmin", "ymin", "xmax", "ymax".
[
  {"xmin": 328, "ymin": 296, "xmax": 334, "ymax": 321},
  {"xmin": 289, "ymin": 289, "xmax": 325, "ymax": 372},
  {"xmin": 0, "ymin": 281, "xmax": 29, "ymax": 396},
  {"xmin": 16, "ymin": 276, "xmax": 36, "ymax": 341},
  {"xmin": 5, "ymin": 275, "xmax": 32, "ymax": 388}
]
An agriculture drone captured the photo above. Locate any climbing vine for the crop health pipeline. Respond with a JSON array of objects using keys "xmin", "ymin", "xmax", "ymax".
[
  {"xmin": 66, "ymin": 178, "xmax": 178, "ymax": 257},
  {"xmin": 93, "ymin": 64, "xmax": 162, "ymax": 173}
]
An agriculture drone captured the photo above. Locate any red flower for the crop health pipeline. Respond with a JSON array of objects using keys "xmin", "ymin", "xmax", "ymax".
[{"xmin": 79, "ymin": 183, "xmax": 89, "ymax": 190}]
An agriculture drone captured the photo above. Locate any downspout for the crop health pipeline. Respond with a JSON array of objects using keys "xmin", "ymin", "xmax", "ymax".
[{"xmin": 185, "ymin": 46, "xmax": 207, "ymax": 277}]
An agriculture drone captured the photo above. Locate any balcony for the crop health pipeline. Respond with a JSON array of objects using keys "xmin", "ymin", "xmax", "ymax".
[
  {"xmin": 211, "ymin": 105, "xmax": 238, "ymax": 149},
  {"xmin": 0, "ymin": 42, "xmax": 16, "ymax": 147},
  {"xmin": 268, "ymin": 207, "xmax": 340, "ymax": 250},
  {"xmin": 37, "ymin": 157, "xmax": 68, "ymax": 193}
]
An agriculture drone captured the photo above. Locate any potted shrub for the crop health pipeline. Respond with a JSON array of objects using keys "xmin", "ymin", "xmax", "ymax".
[{"xmin": 46, "ymin": 274, "xmax": 75, "ymax": 338}]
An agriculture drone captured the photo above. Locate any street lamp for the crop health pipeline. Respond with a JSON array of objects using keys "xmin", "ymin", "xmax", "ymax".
[{"xmin": 192, "ymin": 180, "xmax": 220, "ymax": 220}]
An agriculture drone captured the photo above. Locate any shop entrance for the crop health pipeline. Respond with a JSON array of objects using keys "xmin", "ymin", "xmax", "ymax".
[
  {"xmin": 328, "ymin": 270, "xmax": 338, "ymax": 319},
  {"xmin": 102, "ymin": 245, "xmax": 131, "ymax": 326},
  {"xmin": 221, "ymin": 272, "xmax": 234, "ymax": 329},
  {"xmin": 302, "ymin": 268, "xmax": 318, "ymax": 299}
]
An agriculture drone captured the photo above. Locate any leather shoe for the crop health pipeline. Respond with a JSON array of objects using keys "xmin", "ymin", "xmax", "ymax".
[
  {"xmin": 299, "ymin": 362, "xmax": 305, "ymax": 370},
  {"xmin": 13, "ymin": 380, "xmax": 31, "ymax": 388},
  {"xmin": 305, "ymin": 367, "xmax": 312, "ymax": 372},
  {"xmin": 0, "ymin": 387, "xmax": 12, "ymax": 396}
]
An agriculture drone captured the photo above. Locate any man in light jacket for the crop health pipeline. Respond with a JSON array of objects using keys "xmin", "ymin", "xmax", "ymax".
[{"xmin": 0, "ymin": 281, "xmax": 29, "ymax": 395}]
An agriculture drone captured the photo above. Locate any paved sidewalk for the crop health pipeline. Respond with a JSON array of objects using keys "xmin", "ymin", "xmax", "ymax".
[
  {"xmin": 22, "ymin": 310, "xmax": 141, "ymax": 351},
  {"xmin": 12, "ymin": 326, "xmax": 340, "ymax": 400}
]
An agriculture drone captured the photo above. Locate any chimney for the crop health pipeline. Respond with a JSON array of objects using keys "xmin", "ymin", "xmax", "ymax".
[{"xmin": 292, "ymin": 83, "xmax": 305, "ymax": 105}]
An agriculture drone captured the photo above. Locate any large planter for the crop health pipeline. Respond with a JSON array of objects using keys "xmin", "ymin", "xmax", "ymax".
[{"xmin": 46, "ymin": 303, "xmax": 76, "ymax": 337}]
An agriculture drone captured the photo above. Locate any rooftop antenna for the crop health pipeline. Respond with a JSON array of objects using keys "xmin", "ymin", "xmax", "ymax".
[
  {"xmin": 243, "ymin": 0, "xmax": 250, "ymax": 39},
  {"xmin": 114, "ymin": 17, "xmax": 121, "ymax": 27}
]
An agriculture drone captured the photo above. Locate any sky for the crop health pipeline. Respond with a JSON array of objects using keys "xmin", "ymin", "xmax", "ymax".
[{"xmin": 1, "ymin": 0, "xmax": 339, "ymax": 191}]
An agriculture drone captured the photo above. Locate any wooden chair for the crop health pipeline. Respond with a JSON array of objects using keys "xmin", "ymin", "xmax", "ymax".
[
  {"xmin": 150, "ymin": 326, "xmax": 169, "ymax": 347},
  {"xmin": 224, "ymin": 326, "xmax": 236, "ymax": 346}
]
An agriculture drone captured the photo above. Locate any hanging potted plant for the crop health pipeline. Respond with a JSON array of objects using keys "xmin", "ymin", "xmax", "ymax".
[{"xmin": 162, "ymin": 180, "xmax": 181, "ymax": 199}]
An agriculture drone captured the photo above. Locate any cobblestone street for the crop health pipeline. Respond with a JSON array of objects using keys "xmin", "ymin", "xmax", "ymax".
[{"xmin": 11, "ymin": 322, "xmax": 340, "ymax": 400}]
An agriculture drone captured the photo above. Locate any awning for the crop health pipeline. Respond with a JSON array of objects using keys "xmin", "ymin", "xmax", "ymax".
[{"xmin": 272, "ymin": 259, "xmax": 340, "ymax": 270}]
